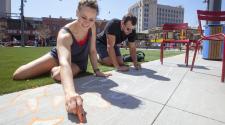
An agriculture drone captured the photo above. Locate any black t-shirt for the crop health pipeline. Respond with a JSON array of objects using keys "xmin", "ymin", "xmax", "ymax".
[{"xmin": 96, "ymin": 19, "xmax": 136, "ymax": 45}]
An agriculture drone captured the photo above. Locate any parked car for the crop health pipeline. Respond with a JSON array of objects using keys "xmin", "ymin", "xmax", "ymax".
[
  {"xmin": 25, "ymin": 40, "xmax": 34, "ymax": 46},
  {"xmin": 49, "ymin": 40, "xmax": 56, "ymax": 46}
]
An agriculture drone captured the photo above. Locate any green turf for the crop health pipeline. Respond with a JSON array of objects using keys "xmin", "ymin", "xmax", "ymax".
[{"xmin": 0, "ymin": 47, "xmax": 183, "ymax": 95}]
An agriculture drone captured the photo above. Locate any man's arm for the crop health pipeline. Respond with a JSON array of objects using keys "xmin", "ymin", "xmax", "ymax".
[
  {"xmin": 106, "ymin": 34, "xmax": 120, "ymax": 68},
  {"xmin": 128, "ymin": 42, "xmax": 141, "ymax": 69},
  {"xmin": 89, "ymin": 24, "xmax": 111, "ymax": 77},
  {"xmin": 128, "ymin": 42, "xmax": 138, "ymax": 64}
]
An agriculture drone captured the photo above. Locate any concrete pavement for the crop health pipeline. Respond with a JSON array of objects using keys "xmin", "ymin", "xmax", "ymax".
[{"xmin": 1, "ymin": 52, "xmax": 225, "ymax": 125}]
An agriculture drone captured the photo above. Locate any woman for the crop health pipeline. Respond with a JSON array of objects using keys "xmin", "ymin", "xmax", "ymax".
[{"xmin": 13, "ymin": 0, "xmax": 110, "ymax": 115}]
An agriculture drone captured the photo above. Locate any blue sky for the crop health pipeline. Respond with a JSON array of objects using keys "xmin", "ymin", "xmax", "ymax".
[{"xmin": 11, "ymin": 0, "xmax": 225, "ymax": 27}]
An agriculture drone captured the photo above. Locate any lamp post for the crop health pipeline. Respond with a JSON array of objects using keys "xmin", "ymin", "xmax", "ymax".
[
  {"xmin": 202, "ymin": 0, "xmax": 223, "ymax": 60},
  {"xmin": 20, "ymin": 0, "xmax": 63, "ymax": 47},
  {"xmin": 20, "ymin": 0, "xmax": 25, "ymax": 47},
  {"xmin": 204, "ymin": 0, "xmax": 222, "ymax": 24}
]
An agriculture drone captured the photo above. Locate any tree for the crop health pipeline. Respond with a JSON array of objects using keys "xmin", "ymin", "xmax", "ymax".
[{"xmin": 36, "ymin": 24, "xmax": 51, "ymax": 46}]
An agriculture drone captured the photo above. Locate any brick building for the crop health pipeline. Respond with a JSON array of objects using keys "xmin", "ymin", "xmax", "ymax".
[{"xmin": 0, "ymin": 17, "xmax": 107, "ymax": 46}]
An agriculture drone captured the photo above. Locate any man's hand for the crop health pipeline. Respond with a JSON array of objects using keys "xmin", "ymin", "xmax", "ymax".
[
  {"xmin": 116, "ymin": 65, "xmax": 129, "ymax": 72},
  {"xmin": 134, "ymin": 62, "xmax": 141, "ymax": 70},
  {"xmin": 65, "ymin": 93, "xmax": 85, "ymax": 123},
  {"xmin": 95, "ymin": 71, "xmax": 112, "ymax": 77}
]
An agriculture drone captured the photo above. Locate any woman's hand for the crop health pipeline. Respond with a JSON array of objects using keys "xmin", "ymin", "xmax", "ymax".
[
  {"xmin": 65, "ymin": 93, "xmax": 83, "ymax": 113},
  {"xmin": 65, "ymin": 93, "xmax": 85, "ymax": 122},
  {"xmin": 95, "ymin": 70, "xmax": 112, "ymax": 77}
]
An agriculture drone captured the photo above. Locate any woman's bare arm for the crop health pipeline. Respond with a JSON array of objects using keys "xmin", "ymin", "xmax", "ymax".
[{"xmin": 57, "ymin": 29, "xmax": 77, "ymax": 96}]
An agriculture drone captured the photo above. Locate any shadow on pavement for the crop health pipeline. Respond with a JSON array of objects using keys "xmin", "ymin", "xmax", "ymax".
[
  {"xmin": 119, "ymin": 67, "xmax": 170, "ymax": 81},
  {"xmin": 67, "ymin": 77, "xmax": 142, "ymax": 123},
  {"xmin": 177, "ymin": 64, "xmax": 209, "ymax": 70},
  {"xmin": 77, "ymin": 77, "xmax": 141, "ymax": 109}
]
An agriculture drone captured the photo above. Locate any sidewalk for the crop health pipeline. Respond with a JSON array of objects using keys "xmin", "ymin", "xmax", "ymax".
[{"xmin": 1, "ymin": 53, "xmax": 225, "ymax": 125}]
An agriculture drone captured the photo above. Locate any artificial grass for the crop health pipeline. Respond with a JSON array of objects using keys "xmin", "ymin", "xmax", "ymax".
[{"xmin": 0, "ymin": 47, "xmax": 183, "ymax": 95}]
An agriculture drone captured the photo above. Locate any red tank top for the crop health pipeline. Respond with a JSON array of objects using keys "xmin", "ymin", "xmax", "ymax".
[{"xmin": 77, "ymin": 33, "xmax": 88, "ymax": 46}]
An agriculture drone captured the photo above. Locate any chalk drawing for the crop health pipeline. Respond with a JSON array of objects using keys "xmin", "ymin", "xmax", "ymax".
[
  {"xmin": 28, "ymin": 117, "xmax": 64, "ymax": 125},
  {"xmin": 0, "ymin": 86, "xmax": 68, "ymax": 124},
  {"xmin": 52, "ymin": 95, "xmax": 64, "ymax": 108},
  {"xmin": 0, "ymin": 92, "xmax": 22, "ymax": 111},
  {"xmin": 26, "ymin": 98, "xmax": 39, "ymax": 112}
]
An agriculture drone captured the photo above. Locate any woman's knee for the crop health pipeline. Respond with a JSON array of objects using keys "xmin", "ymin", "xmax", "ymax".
[
  {"xmin": 12, "ymin": 65, "xmax": 27, "ymax": 80},
  {"xmin": 51, "ymin": 63, "xmax": 82, "ymax": 81},
  {"xmin": 51, "ymin": 66, "xmax": 61, "ymax": 81}
]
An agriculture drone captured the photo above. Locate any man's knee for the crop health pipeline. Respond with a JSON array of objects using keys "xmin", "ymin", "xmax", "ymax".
[
  {"xmin": 100, "ymin": 57, "xmax": 124, "ymax": 66},
  {"xmin": 102, "ymin": 60, "xmax": 113, "ymax": 66},
  {"xmin": 101, "ymin": 58, "xmax": 113, "ymax": 66},
  {"xmin": 117, "ymin": 57, "xmax": 124, "ymax": 66}
]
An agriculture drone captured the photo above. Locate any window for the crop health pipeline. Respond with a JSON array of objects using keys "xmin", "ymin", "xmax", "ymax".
[{"xmin": 144, "ymin": 23, "xmax": 148, "ymax": 28}]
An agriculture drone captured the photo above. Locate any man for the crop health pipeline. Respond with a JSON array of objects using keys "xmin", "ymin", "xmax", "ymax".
[{"xmin": 96, "ymin": 14, "xmax": 141, "ymax": 71}]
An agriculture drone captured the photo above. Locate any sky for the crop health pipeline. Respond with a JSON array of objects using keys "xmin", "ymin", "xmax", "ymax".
[{"xmin": 11, "ymin": 0, "xmax": 225, "ymax": 27}]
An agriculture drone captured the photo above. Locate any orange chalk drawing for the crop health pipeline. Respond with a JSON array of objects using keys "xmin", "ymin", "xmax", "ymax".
[
  {"xmin": 26, "ymin": 98, "xmax": 39, "ymax": 113},
  {"xmin": 28, "ymin": 117, "xmax": 64, "ymax": 125},
  {"xmin": 1, "ymin": 86, "xmax": 109, "ymax": 124},
  {"xmin": 0, "ymin": 92, "xmax": 23, "ymax": 111},
  {"xmin": 52, "ymin": 95, "xmax": 64, "ymax": 108}
]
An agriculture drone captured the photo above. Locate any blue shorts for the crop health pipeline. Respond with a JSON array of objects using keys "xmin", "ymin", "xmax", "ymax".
[{"xmin": 96, "ymin": 41, "xmax": 121, "ymax": 59}]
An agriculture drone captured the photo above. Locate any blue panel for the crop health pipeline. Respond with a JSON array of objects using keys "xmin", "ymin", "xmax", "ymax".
[
  {"xmin": 202, "ymin": 24, "xmax": 225, "ymax": 59},
  {"xmin": 202, "ymin": 25, "xmax": 210, "ymax": 59}
]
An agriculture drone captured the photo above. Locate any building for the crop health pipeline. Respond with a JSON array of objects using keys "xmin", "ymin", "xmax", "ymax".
[
  {"xmin": 157, "ymin": 4, "xmax": 184, "ymax": 26},
  {"xmin": 0, "ymin": 17, "xmax": 108, "ymax": 46},
  {"xmin": 0, "ymin": 17, "xmax": 39, "ymax": 43},
  {"xmin": 42, "ymin": 17, "xmax": 73, "ymax": 41},
  {"xmin": 128, "ymin": 0, "xmax": 184, "ymax": 32},
  {"xmin": 0, "ymin": 0, "xmax": 11, "ymax": 18},
  {"xmin": 0, "ymin": 18, "xmax": 7, "ymax": 41},
  {"xmin": 128, "ymin": 0, "xmax": 157, "ymax": 32}
]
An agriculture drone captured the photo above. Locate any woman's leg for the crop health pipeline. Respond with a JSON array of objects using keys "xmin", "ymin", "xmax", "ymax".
[
  {"xmin": 13, "ymin": 53, "xmax": 58, "ymax": 80},
  {"xmin": 51, "ymin": 63, "xmax": 81, "ymax": 81}
]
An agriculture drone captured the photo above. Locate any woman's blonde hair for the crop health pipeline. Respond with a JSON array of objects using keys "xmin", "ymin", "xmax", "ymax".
[{"xmin": 78, "ymin": 0, "xmax": 99, "ymax": 15}]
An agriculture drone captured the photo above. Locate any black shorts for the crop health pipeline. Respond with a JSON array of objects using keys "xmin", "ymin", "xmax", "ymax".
[
  {"xmin": 50, "ymin": 48, "xmax": 87, "ymax": 71},
  {"xmin": 96, "ymin": 41, "xmax": 121, "ymax": 59}
]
